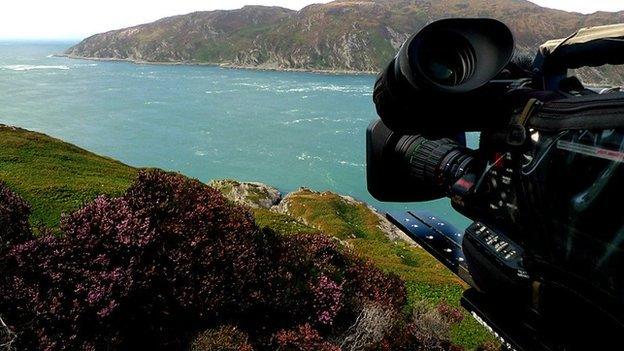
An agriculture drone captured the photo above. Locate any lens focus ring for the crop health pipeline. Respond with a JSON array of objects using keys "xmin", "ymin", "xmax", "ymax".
[{"xmin": 397, "ymin": 136, "xmax": 459, "ymax": 187}]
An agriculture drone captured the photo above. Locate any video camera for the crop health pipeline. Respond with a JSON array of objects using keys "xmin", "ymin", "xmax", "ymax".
[{"xmin": 367, "ymin": 18, "xmax": 624, "ymax": 350}]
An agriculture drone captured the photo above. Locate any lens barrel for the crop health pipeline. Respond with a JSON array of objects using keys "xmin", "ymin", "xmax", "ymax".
[
  {"xmin": 397, "ymin": 135, "xmax": 475, "ymax": 195},
  {"xmin": 366, "ymin": 118, "xmax": 476, "ymax": 202}
]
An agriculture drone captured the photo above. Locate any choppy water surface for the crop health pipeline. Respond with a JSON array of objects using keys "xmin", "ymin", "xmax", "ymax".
[{"xmin": 0, "ymin": 41, "xmax": 470, "ymax": 227}]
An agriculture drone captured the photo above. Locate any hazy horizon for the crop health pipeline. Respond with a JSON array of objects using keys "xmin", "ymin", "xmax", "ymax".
[{"xmin": 1, "ymin": 0, "xmax": 623, "ymax": 40}]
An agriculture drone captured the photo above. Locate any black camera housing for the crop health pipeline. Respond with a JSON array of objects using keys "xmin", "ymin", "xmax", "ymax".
[{"xmin": 368, "ymin": 19, "xmax": 624, "ymax": 350}]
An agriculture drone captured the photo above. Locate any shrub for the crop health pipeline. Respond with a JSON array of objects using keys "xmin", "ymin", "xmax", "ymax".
[
  {"xmin": 0, "ymin": 182, "xmax": 32, "ymax": 253},
  {"xmin": 409, "ymin": 301, "xmax": 462, "ymax": 351},
  {"xmin": 0, "ymin": 170, "xmax": 458, "ymax": 351},
  {"xmin": 339, "ymin": 303, "xmax": 397, "ymax": 351},
  {"xmin": 345, "ymin": 259, "xmax": 407, "ymax": 310},
  {"xmin": 476, "ymin": 341, "xmax": 502, "ymax": 351},
  {"xmin": 437, "ymin": 301, "xmax": 464, "ymax": 325},
  {"xmin": 0, "ymin": 183, "xmax": 32, "ymax": 351},
  {"xmin": 273, "ymin": 324, "xmax": 340, "ymax": 351},
  {"xmin": 0, "ymin": 315, "xmax": 16, "ymax": 351},
  {"xmin": 2, "ymin": 171, "xmax": 274, "ymax": 350},
  {"xmin": 267, "ymin": 233, "xmax": 406, "ymax": 334},
  {"xmin": 310, "ymin": 274, "xmax": 344, "ymax": 326}
]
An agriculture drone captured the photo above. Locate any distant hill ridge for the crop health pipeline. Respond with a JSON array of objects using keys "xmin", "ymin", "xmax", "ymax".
[{"xmin": 65, "ymin": 0, "xmax": 624, "ymax": 83}]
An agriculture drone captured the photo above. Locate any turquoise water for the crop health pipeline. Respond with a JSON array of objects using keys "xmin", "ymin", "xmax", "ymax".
[{"xmin": 0, "ymin": 41, "xmax": 469, "ymax": 227}]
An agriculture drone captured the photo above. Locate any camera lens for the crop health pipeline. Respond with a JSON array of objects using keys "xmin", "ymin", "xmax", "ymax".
[
  {"xmin": 394, "ymin": 134, "xmax": 476, "ymax": 193},
  {"xmin": 415, "ymin": 32, "xmax": 476, "ymax": 87}
]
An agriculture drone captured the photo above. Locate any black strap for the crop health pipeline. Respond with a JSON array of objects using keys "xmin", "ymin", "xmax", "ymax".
[{"xmin": 529, "ymin": 94, "xmax": 624, "ymax": 132}]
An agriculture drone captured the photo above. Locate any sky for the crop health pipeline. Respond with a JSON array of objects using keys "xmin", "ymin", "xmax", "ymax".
[{"xmin": 0, "ymin": 0, "xmax": 623, "ymax": 40}]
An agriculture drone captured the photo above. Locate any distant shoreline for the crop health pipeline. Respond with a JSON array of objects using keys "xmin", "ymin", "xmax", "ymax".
[{"xmin": 57, "ymin": 54, "xmax": 377, "ymax": 76}]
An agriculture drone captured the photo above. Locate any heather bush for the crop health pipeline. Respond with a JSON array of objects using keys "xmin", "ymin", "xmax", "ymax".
[
  {"xmin": 0, "ymin": 182, "xmax": 32, "ymax": 253},
  {"xmin": 476, "ymin": 341, "xmax": 502, "ymax": 351},
  {"xmin": 0, "ymin": 170, "xmax": 461, "ymax": 351},
  {"xmin": 437, "ymin": 301, "xmax": 465, "ymax": 325},
  {"xmin": 273, "ymin": 324, "xmax": 340, "ymax": 351},
  {"xmin": 0, "ymin": 183, "xmax": 31, "ymax": 351},
  {"xmin": 2, "ymin": 171, "xmax": 275, "ymax": 350},
  {"xmin": 266, "ymin": 233, "xmax": 406, "ymax": 334}
]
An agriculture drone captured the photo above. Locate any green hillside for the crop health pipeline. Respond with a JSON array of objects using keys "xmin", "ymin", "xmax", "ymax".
[
  {"xmin": 0, "ymin": 125, "xmax": 137, "ymax": 228},
  {"xmin": 272, "ymin": 189, "xmax": 493, "ymax": 348},
  {"xmin": 0, "ymin": 125, "xmax": 493, "ymax": 348}
]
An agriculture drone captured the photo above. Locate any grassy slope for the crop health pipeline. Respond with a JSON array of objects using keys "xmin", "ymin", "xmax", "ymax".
[
  {"xmin": 0, "ymin": 126, "xmax": 491, "ymax": 348},
  {"xmin": 277, "ymin": 190, "xmax": 493, "ymax": 348},
  {"xmin": 0, "ymin": 126, "xmax": 137, "ymax": 228}
]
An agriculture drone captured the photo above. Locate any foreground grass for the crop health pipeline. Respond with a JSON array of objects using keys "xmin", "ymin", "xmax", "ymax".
[
  {"xmin": 0, "ymin": 125, "xmax": 137, "ymax": 228},
  {"xmin": 0, "ymin": 126, "xmax": 492, "ymax": 349}
]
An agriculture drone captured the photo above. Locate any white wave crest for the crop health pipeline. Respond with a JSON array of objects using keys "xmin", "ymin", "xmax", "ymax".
[
  {"xmin": 277, "ymin": 84, "xmax": 370, "ymax": 94},
  {"xmin": 297, "ymin": 152, "xmax": 323, "ymax": 162},
  {"xmin": 235, "ymin": 82, "xmax": 369, "ymax": 95},
  {"xmin": 205, "ymin": 89, "xmax": 239, "ymax": 94},
  {"xmin": 282, "ymin": 117, "xmax": 366, "ymax": 126},
  {"xmin": 2, "ymin": 64, "xmax": 70, "ymax": 71},
  {"xmin": 283, "ymin": 117, "xmax": 330, "ymax": 125},
  {"xmin": 235, "ymin": 82, "xmax": 271, "ymax": 90},
  {"xmin": 338, "ymin": 160, "xmax": 365, "ymax": 167}
]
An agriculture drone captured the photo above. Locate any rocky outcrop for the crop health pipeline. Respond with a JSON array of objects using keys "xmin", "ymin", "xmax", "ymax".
[
  {"xmin": 65, "ymin": 0, "xmax": 624, "ymax": 84},
  {"xmin": 209, "ymin": 179, "xmax": 281, "ymax": 209},
  {"xmin": 210, "ymin": 181, "xmax": 415, "ymax": 244},
  {"xmin": 275, "ymin": 187, "xmax": 415, "ymax": 244}
]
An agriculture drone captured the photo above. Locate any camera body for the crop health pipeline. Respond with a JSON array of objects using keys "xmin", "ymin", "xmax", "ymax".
[{"xmin": 368, "ymin": 19, "xmax": 624, "ymax": 350}]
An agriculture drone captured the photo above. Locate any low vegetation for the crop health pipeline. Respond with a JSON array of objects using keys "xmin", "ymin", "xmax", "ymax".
[
  {"xmin": 0, "ymin": 171, "xmax": 460, "ymax": 350},
  {"xmin": 0, "ymin": 125, "xmax": 137, "ymax": 228},
  {"xmin": 0, "ymin": 126, "xmax": 494, "ymax": 349},
  {"xmin": 273, "ymin": 189, "xmax": 493, "ymax": 348}
]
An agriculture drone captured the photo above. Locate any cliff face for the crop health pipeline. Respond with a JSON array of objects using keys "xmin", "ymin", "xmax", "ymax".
[
  {"xmin": 66, "ymin": 6, "xmax": 296, "ymax": 63},
  {"xmin": 66, "ymin": 0, "xmax": 624, "ymax": 82}
]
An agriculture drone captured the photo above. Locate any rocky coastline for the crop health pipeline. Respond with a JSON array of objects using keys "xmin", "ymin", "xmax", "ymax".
[{"xmin": 58, "ymin": 53, "xmax": 377, "ymax": 75}]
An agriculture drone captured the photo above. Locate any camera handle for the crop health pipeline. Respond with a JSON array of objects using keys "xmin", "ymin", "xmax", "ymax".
[{"xmin": 533, "ymin": 23, "xmax": 624, "ymax": 90}]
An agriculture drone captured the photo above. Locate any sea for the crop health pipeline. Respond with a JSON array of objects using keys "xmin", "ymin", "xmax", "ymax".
[{"xmin": 0, "ymin": 41, "xmax": 471, "ymax": 227}]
